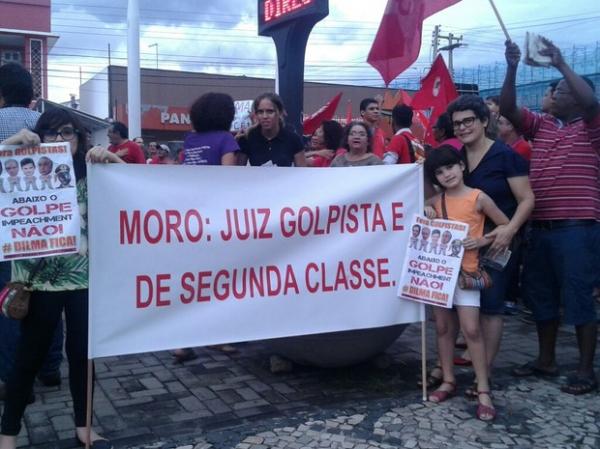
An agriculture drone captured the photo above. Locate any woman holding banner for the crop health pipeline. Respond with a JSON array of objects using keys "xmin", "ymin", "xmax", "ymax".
[
  {"xmin": 175, "ymin": 91, "xmax": 240, "ymax": 361},
  {"xmin": 446, "ymin": 95, "xmax": 534, "ymax": 395},
  {"xmin": 237, "ymin": 93, "xmax": 306, "ymax": 167},
  {"xmin": 0, "ymin": 109, "xmax": 123, "ymax": 449}
]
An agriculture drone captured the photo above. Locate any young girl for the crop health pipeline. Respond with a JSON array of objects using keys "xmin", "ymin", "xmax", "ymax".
[{"xmin": 423, "ymin": 147, "xmax": 509, "ymax": 422}]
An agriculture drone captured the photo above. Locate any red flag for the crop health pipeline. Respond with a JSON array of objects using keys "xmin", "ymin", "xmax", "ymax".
[
  {"xmin": 411, "ymin": 54, "xmax": 459, "ymax": 128},
  {"xmin": 345, "ymin": 100, "xmax": 352, "ymax": 124},
  {"xmin": 302, "ymin": 92, "xmax": 342, "ymax": 135},
  {"xmin": 367, "ymin": 0, "xmax": 461, "ymax": 86},
  {"xmin": 399, "ymin": 89, "xmax": 413, "ymax": 106}
]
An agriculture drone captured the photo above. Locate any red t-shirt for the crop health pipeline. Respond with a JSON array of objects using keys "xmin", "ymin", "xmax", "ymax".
[
  {"xmin": 371, "ymin": 127, "xmax": 386, "ymax": 159},
  {"xmin": 385, "ymin": 129, "xmax": 420, "ymax": 164},
  {"xmin": 510, "ymin": 137, "xmax": 532, "ymax": 161},
  {"xmin": 108, "ymin": 140, "xmax": 146, "ymax": 164}
]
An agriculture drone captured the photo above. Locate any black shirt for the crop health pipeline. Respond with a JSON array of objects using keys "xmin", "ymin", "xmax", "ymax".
[
  {"xmin": 461, "ymin": 140, "xmax": 529, "ymax": 219},
  {"xmin": 239, "ymin": 126, "xmax": 303, "ymax": 166}
]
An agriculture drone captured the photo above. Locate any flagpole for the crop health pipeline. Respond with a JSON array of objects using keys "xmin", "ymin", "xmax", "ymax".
[{"xmin": 487, "ymin": 0, "xmax": 511, "ymax": 41}]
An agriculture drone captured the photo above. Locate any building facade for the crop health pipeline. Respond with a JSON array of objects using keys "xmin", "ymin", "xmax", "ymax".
[
  {"xmin": 79, "ymin": 66, "xmax": 396, "ymax": 142},
  {"xmin": 0, "ymin": 0, "xmax": 58, "ymax": 99}
]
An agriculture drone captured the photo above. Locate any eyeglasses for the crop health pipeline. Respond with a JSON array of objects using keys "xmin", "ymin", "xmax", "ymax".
[
  {"xmin": 452, "ymin": 116, "xmax": 478, "ymax": 129},
  {"xmin": 349, "ymin": 131, "xmax": 368, "ymax": 137},
  {"xmin": 43, "ymin": 127, "xmax": 77, "ymax": 142}
]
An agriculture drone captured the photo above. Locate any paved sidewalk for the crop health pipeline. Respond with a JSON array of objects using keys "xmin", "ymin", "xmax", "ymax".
[{"xmin": 9, "ymin": 310, "xmax": 600, "ymax": 449}]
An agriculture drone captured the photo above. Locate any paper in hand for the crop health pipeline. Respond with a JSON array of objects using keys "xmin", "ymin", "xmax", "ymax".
[{"xmin": 523, "ymin": 32, "xmax": 552, "ymax": 68}]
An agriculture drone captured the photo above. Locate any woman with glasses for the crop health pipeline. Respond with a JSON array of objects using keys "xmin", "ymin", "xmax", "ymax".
[
  {"xmin": 0, "ymin": 108, "xmax": 123, "ymax": 449},
  {"xmin": 330, "ymin": 122, "xmax": 383, "ymax": 167},
  {"xmin": 443, "ymin": 95, "xmax": 534, "ymax": 401},
  {"xmin": 237, "ymin": 93, "xmax": 306, "ymax": 167}
]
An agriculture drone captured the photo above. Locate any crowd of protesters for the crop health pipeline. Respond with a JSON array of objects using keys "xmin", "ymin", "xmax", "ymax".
[{"xmin": 0, "ymin": 33, "xmax": 598, "ymax": 448}]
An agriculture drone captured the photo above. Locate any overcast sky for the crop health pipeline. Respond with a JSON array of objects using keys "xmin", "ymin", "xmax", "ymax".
[{"xmin": 47, "ymin": 0, "xmax": 600, "ymax": 102}]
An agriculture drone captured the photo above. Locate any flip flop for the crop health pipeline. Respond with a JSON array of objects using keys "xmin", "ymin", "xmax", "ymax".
[
  {"xmin": 561, "ymin": 373, "xmax": 598, "ymax": 395},
  {"xmin": 511, "ymin": 361, "xmax": 559, "ymax": 378}
]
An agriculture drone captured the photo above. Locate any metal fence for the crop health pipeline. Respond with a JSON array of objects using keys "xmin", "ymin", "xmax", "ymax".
[{"xmin": 394, "ymin": 42, "xmax": 600, "ymax": 110}]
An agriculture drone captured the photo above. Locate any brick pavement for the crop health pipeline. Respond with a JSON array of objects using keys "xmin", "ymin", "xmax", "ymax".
[{"xmin": 7, "ymin": 309, "xmax": 600, "ymax": 449}]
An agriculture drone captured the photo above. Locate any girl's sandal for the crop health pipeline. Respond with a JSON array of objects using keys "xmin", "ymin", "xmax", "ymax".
[
  {"xmin": 476, "ymin": 391, "xmax": 496, "ymax": 421},
  {"xmin": 428, "ymin": 381, "xmax": 456, "ymax": 403}
]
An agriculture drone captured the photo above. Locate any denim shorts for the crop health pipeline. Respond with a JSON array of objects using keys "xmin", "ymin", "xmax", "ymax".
[{"xmin": 522, "ymin": 222, "xmax": 598, "ymax": 326}]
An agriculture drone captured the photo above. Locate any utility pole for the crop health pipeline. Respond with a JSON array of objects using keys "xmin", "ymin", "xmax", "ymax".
[
  {"xmin": 127, "ymin": 0, "xmax": 141, "ymax": 139},
  {"xmin": 431, "ymin": 25, "xmax": 441, "ymax": 60},
  {"xmin": 431, "ymin": 26, "xmax": 465, "ymax": 75}
]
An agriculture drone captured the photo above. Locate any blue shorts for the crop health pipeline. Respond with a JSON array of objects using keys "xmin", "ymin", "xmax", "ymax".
[{"xmin": 523, "ymin": 222, "xmax": 598, "ymax": 326}]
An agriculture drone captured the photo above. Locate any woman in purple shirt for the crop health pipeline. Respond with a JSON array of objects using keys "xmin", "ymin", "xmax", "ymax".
[
  {"xmin": 182, "ymin": 92, "xmax": 239, "ymax": 166},
  {"xmin": 175, "ymin": 93, "xmax": 239, "ymax": 363}
]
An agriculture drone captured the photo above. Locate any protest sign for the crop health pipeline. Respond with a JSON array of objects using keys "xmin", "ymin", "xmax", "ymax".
[
  {"xmin": 231, "ymin": 100, "xmax": 253, "ymax": 132},
  {"xmin": 0, "ymin": 143, "xmax": 80, "ymax": 261},
  {"xmin": 397, "ymin": 215, "xmax": 467, "ymax": 308},
  {"xmin": 88, "ymin": 164, "xmax": 424, "ymax": 358}
]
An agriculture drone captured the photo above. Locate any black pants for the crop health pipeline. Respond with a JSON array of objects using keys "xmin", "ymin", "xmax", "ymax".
[{"xmin": 1, "ymin": 289, "xmax": 92, "ymax": 435}]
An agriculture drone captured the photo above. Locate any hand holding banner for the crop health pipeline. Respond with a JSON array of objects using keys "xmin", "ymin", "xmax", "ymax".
[{"xmin": 0, "ymin": 143, "xmax": 81, "ymax": 261}]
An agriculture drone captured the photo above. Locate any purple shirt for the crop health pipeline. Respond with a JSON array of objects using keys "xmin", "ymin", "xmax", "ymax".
[{"xmin": 183, "ymin": 131, "xmax": 239, "ymax": 166}]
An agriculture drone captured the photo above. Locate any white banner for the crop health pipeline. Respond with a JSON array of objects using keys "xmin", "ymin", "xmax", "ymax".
[
  {"xmin": 88, "ymin": 164, "xmax": 424, "ymax": 358},
  {"xmin": 0, "ymin": 143, "xmax": 80, "ymax": 261},
  {"xmin": 397, "ymin": 215, "xmax": 468, "ymax": 308}
]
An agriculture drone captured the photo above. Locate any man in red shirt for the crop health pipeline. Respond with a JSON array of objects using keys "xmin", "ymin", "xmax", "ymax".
[
  {"xmin": 360, "ymin": 98, "xmax": 386, "ymax": 159},
  {"xmin": 501, "ymin": 39, "xmax": 599, "ymax": 395},
  {"xmin": 107, "ymin": 122, "xmax": 146, "ymax": 164},
  {"xmin": 383, "ymin": 104, "xmax": 424, "ymax": 164},
  {"xmin": 497, "ymin": 115, "xmax": 532, "ymax": 161}
]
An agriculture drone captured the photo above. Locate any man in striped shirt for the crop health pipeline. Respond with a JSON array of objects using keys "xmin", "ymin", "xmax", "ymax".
[{"xmin": 500, "ymin": 38, "xmax": 599, "ymax": 395}]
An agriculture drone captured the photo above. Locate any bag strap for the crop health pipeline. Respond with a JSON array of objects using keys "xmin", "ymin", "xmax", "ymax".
[
  {"xmin": 402, "ymin": 134, "xmax": 416, "ymax": 163},
  {"xmin": 25, "ymin": 258, "xmax": 45, "ymax": 286},
  {"xmin": 441, "ymin": 192, "xmax": 448, "ymax": 220}
]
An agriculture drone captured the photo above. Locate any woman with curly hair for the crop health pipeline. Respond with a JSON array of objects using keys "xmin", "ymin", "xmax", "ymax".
[
  {"xmin": 330, "ymin": 121, "xmax": 382, "ymax": 167},
  {"xmin": 305, "ymin": 120, "xmax": 344, "ymax": 167},
  {"xmin": 182, "ymin": 92, "xmax": 239, "ymax": 166}
]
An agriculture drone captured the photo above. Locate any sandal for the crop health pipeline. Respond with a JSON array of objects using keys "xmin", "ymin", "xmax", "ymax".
[
  {"xmin": 428, "ymin": 381, "xmax": 456, "ymax": 403},
  {"xmin": 511, "ymin": 361, "xmax": 559, "ymax": 378},
  {"xmin": 453, "ymin": 356, "xmax": 472, "ymax": 367},
  {"xmin": 476, "ymin": 391, "xmax": 496, "ymax": 421},
  {"xmin": 417, "ymin": 365, "xmax": 443, "ymax": 389},
  {"xmin": 560, "ymin": 373, "xmax": 598, "ymax": 395}
]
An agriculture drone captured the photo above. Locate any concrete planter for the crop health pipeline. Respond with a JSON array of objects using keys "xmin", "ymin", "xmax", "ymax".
[{"xmin": 263, "ymin": 324, "xmax": 409, "ymax": 368}]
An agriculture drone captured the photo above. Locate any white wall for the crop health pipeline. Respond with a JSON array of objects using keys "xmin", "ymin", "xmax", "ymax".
[{"xmin": 79, "ymin": 67, "xmax": 109, "ymax": 120}]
